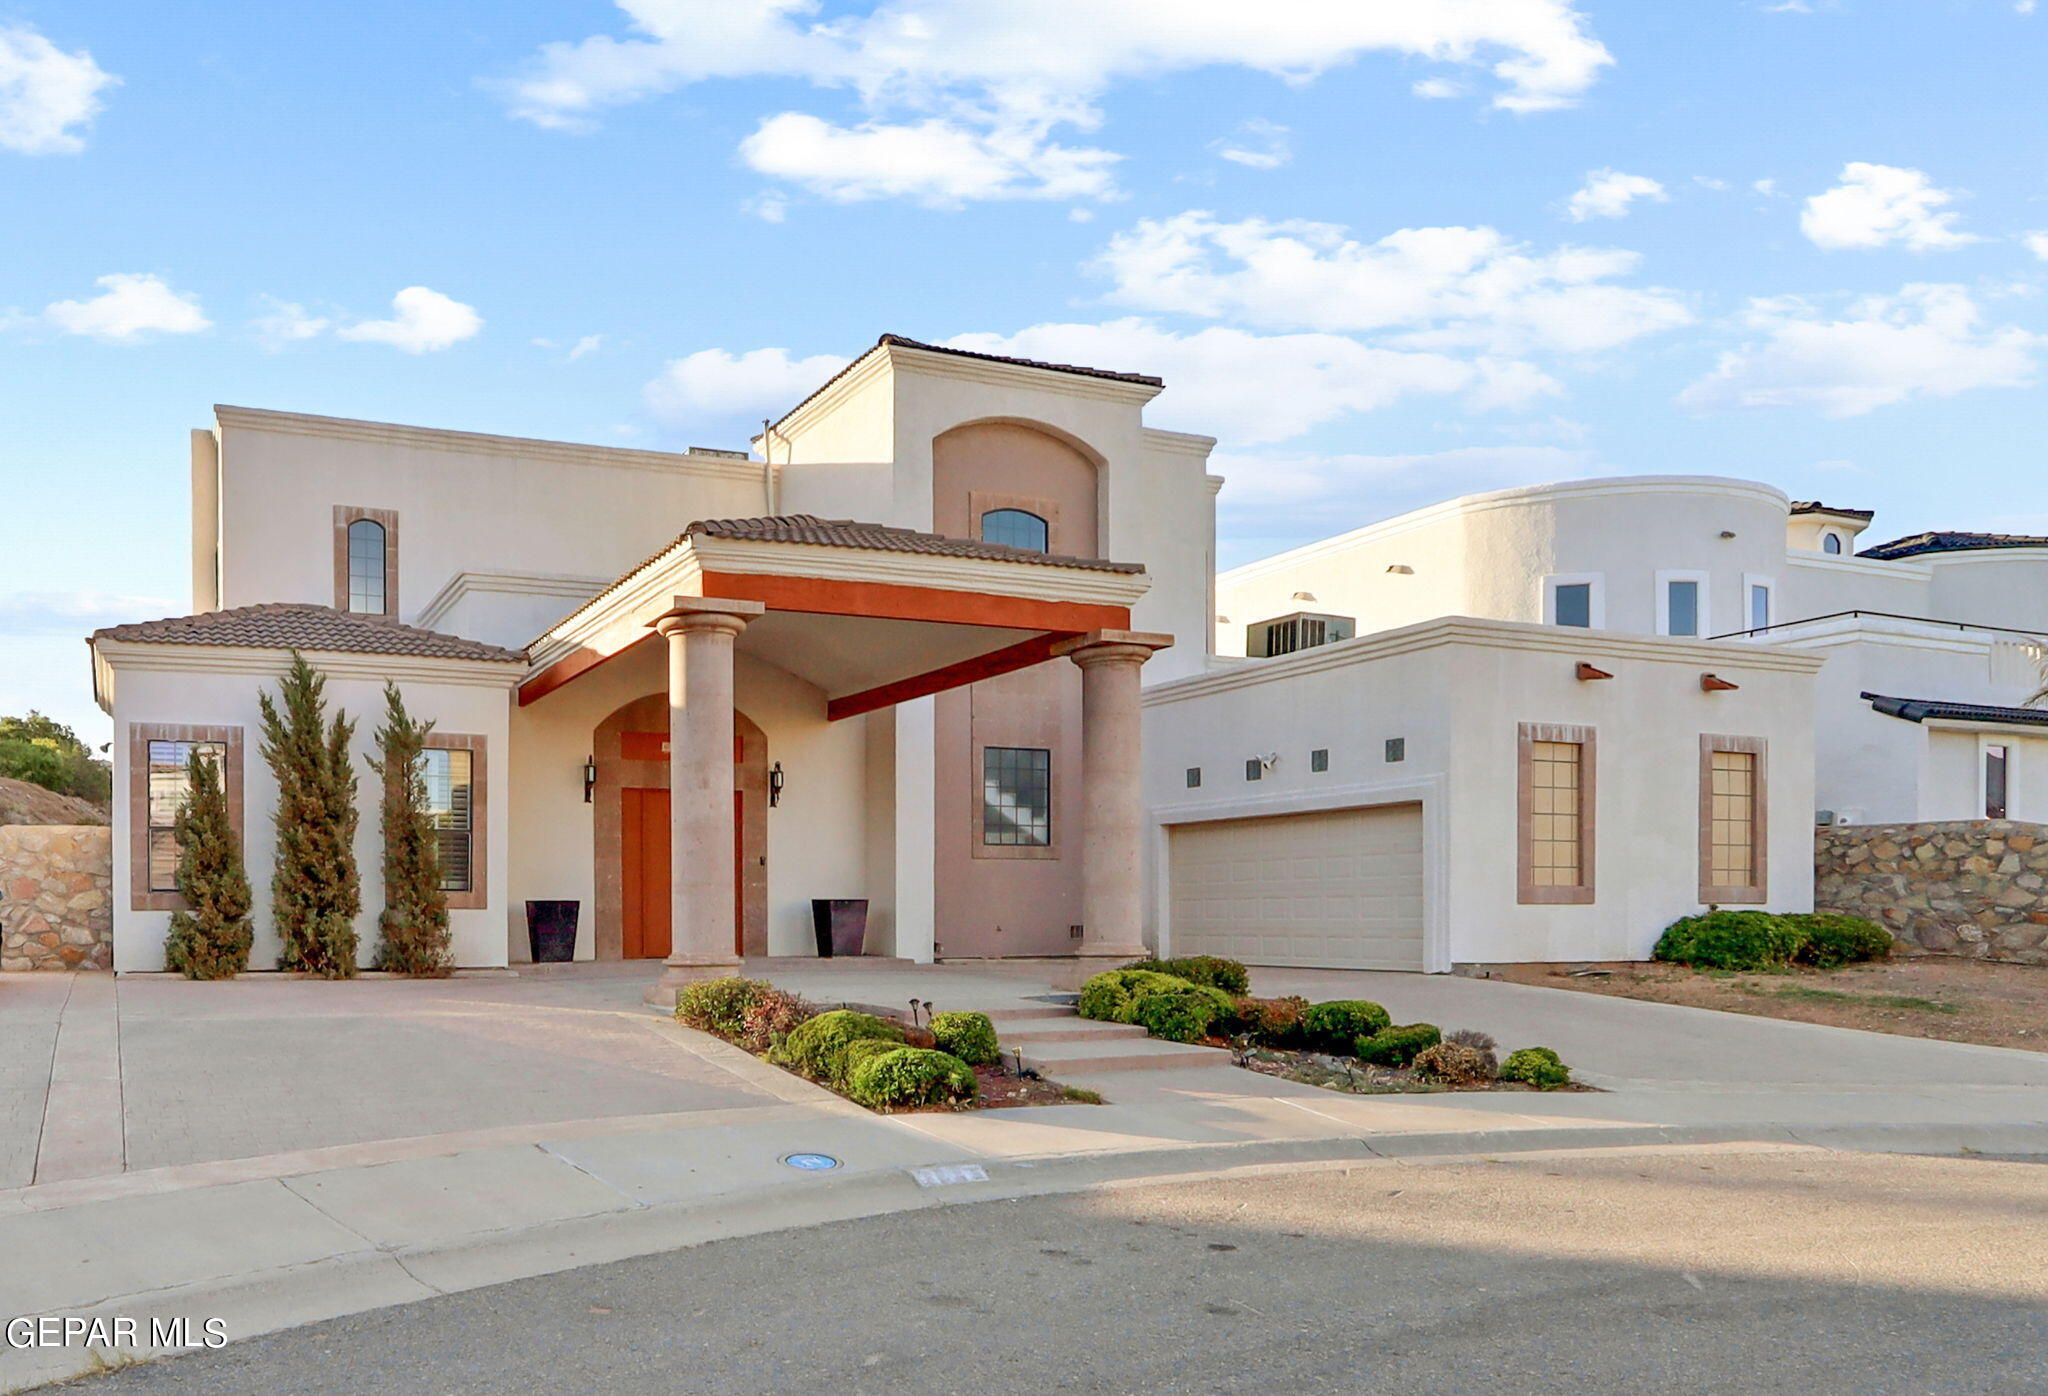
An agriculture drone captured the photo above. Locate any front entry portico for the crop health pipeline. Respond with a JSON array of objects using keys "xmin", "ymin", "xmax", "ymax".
[{"xmin": 518, "ymin": 515, "xmax": 1170, "ymax": 1006}]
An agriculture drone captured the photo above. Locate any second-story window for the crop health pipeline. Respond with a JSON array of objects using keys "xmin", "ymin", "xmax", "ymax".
[
  {"xmin": 981, "ymin": 508, "xmax": 1050, "ymax": 554},
  {"xmin": 347, "ymin": 518, "xmax": 387, "ymax": 614},
  {"xmin": 1666, "ymin": 580, "xmax": 1700, "ymax": 636},
  {"xmin": 1823, "ymin": 532, "xmax": 1844, "ymax": 555}
]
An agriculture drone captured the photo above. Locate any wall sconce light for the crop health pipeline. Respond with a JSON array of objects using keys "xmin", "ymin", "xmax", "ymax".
[
  {"xmin": 583, "ymin": 757, "xmax": 597, "ymax": 803},
  {"xmin": 769, "ymin": 761, "xmax": 786, "ymax": 807},
  {"xmin": 1385, "ymin": 564, "xmax": 1414, "ymax": 574}
]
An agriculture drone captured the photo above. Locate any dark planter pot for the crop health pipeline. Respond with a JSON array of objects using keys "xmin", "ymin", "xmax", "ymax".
[
  {"xmin": 810, "ymin": 899, "xmax": 869, "ymax": 958},
  {"xmin": 525, "ymin": 900, "xmax": 580, "ymax": 964}
]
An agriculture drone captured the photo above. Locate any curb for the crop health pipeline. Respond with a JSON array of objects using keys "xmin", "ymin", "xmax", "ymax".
[{"xmin": 7, "ymin": 1118, "xmax": 2048, "ymax": 1391}]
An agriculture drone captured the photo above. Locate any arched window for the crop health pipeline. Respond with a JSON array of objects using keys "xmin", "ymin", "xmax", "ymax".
[
  {"xmin": 981, "ymin": 508, "xmax": 1049, "ymax": 553},
  {"xmin": 347, "ymin": 518, "xmax": 388, "ymax": 614},
  {"xmin": 1823, "ymin": 532, "xmax": 1843, "ymax": 556}
]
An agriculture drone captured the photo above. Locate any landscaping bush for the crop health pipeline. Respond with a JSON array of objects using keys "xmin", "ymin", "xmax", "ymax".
[
  {"xmin": 838, "ymin": 1037, "xmax": 906, "ymax": 1080},
  {"xmin": 1299, "ymin": 1000, "xmax": 1392, "ymax": 1054},
  {"xmin": 929, "ymin": 1011, "xmax": 1001, "ymax": 1065},
  {"xmin": 1500, "ymin": 1046, "xmax": 1572, "ymax": 1090},
  {"xmin": 1078, "ymin": 968, "xmax": 1190, "ymax": 1023},
  {"xmin": 1224, "ymin": 995, "xmax": 1310, "ymax": 1047},
  {"xmin": 162, "ymin": 748, "xmax": 253, "ymax": 981},
  {"xmin": 1653, "ymin": 910, "xmax": 1807, "ymax": 971},
  {"xmin": 773, "ymin": 1009, "xmax": 905, "ymax": 1084},
  {"xmin": 369, "ymin": 684, "xmax": 451, "ymax": 978},
  {"xmin": 260, "ymin": 653, "xmax": 362, "ymax": 978},
  {"xmin": 1443, "ymin": 1028, "xmax": 1499, "ymax": 1077},
  {"xmin": 1788, "ymin": 913, "xmax": 1894, "ymax": 968},
  {"xmin": 1353, "ymin": 1022, "xmax": 1442, "ymax": 1068},
  {"xmin": 845, "ymin": 1047, "xmax": 979, "ymax": 1110},
  {"xmin": 1129, "ymin": 982, "xmax": 1237, "ymax": 1043},
  {"xmin": 675, "ymin": 976, "xmax": 771, "ymax": 1039},
  {"xmin": 737, "ymin": 987, "xmax": 819, "ymax": 1053},
  {"xmin": 1123, "ymin": 955, "xmax": 1251, "ymax": 995},
  {"xmin": 1412, "ymin": 1041, "xmax": 1496, "ymax": 1086}
]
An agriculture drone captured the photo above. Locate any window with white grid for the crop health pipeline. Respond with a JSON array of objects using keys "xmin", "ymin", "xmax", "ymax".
[{"xmin": 982, "ymin": 746, "xmax": 1051, "ymax": 846}]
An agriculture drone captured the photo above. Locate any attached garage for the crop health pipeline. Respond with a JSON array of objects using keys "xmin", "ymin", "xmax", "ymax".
[{"xmin": 1165, "ymin": 803, "xmax": 1427, "ymax": 971}]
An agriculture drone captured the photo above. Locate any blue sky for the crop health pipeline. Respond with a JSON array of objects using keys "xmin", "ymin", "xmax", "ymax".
[{"xmin": 5, "ymin": 0, "xmax": 2046, "ymax": 743}]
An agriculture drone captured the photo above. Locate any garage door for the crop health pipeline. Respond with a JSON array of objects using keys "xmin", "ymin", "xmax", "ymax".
[{"xmin": 1167, "ymin": 804, "xmax": 1426, "ymax": 971}]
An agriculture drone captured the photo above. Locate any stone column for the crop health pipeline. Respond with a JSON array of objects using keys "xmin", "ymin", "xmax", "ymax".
[
  {"xmin": 1055, "ymin": 630, "xmax": 1173, "ymax": 962},
  {"xmin": 645, "ymin": 597, "xmax": 765, "ymax": 1007}
]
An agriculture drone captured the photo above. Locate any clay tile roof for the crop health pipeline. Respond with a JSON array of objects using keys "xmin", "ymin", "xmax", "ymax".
[
  {"xmin": 1789, "ymin": 500, "xmax": 1875, "ymax": 520},
  {"xmin": 683, "ymin": 514, "xmax": 1147, "ymax": 573},
  {"xmin": 1856, "ymin": 530, "xmax": 2048, "ymax": 561},
  {"xmin": 91, "ymin": 603, "xmax": 527, "ymax": 663},
  {"xmin": 1863, "ymin": 692, "xmax": 2048, "ymax": 728}
]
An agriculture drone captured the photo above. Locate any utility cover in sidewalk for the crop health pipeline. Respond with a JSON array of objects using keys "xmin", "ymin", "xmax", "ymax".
[{"xmin": 782, "ymin": 1153, "xmax": 842, "ymax": 1171}]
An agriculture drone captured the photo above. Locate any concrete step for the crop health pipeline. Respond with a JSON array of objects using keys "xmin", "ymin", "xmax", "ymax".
[
  {"xmin": 1012, "ymin": 1035, "xmax": 1228, "ymax": 1074},
  {"xmin": 995, "ymin": 1020, "xmax": 1151, "ymax": 1045}
]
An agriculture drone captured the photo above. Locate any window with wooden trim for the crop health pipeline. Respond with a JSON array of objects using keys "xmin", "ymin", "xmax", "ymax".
[
  {"xmin": 423, "ymin": 733, "xmax": 487, "ymax": 909},
  {"xmin": 333, "ymin": 506, "xmax": 398, "ymax": 618},
  {"xmin": 1699, "ymin": 735, "xmax": 1768, "ymax": 903},
  {"xmin": 129, "ymin": 723, "xmax": 243, "ymax": 911},
  {"xmin": 982, "ymin": 746, "xmax": 1051, "ymax": 846},
  {"xmin": 1518, "ymin": 723, "xmax": 1595, "ymax": 904}
]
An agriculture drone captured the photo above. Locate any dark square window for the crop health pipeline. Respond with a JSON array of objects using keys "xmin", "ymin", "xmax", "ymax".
[
  {"xmin": 982, "ymin": 746, "xmax": 1051, "ymax": 846},
  {"xmin": 1185, "ymin": 766, "xmax": 1201, "ymax": 789},
  {"xmin": 1244, "ymin": 758, "xmax": 1263, "ymax": 782},
  {"xmin": 1385, "ymin": 738, "xmax": 1406, "ymax": 764},
  {"xmin": 1310, "ymin": 748, "xmax": 1329, "ymax": 773},
  {"xmin": 1554, "ymin": 583, "xmax": 1592, "ymax": 628}
]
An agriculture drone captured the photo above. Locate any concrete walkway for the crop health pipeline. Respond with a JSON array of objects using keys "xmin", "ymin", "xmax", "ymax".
[{"xmin": 6, "ymin": 956, "xmax": 2048, "ymax": 1390}]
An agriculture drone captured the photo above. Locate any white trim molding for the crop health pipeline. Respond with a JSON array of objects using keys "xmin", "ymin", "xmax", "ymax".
[
  {"xmin": 1542, "ymin": 573, "xmax": 1607, "ymax": 630},
  {"xmin": 416, "ymin": 570, "xmax": 610, "ymax": 634},
  {"xmin": 1655, "ymin": 569, "xmax": 1712, "ymax": 638}
]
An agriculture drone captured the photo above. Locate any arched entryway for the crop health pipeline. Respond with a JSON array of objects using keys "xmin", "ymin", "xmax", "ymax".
[{"xmin": 592, "ymin": 693, "xmax": 769, "ymax": 959}]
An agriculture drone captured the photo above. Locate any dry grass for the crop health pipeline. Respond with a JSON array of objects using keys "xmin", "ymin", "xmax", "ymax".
[{"xmin": 1490, "ymin": 955, "xmax": 2048, "ymax": 1052}]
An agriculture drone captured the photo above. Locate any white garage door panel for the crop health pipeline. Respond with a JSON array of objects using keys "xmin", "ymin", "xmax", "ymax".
[{"xmin": 1168, "ymin": 804, "xmax": 1425, "ymax": 971}]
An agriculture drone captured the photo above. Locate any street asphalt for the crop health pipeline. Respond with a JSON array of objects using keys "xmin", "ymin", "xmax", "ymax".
[{"xmin": 57, "ymin": 1145, "xmax": 2048, "ymax": 1395}]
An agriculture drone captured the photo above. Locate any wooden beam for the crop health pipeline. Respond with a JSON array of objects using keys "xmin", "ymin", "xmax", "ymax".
[
  {"xmin": 1701, "ymin": 673, "xmax": 1741, "ymax": 692},
  {"xmin": 827, "ymin": 634, "xmax": 1068, "ymax": 722},
  {"xmin": 699, "ymin": 571, "xmax": 1130, "ymax": 634},
  {"xmin": 1575, "ymin": 662, "xmax": 1615, "ymax": 682}
]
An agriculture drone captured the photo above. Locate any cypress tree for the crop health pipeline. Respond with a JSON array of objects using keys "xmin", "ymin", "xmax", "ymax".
[
  {"xmin": 163, "ymin": 748, "xmax": 254, "ymax": 979},
  {"xmin": 259, "ymin": 651, "xmax": 361, "ymax": 977},
  {"xmin": 371, "ymin": 683, "xmax": 452, "ymax": 976}
]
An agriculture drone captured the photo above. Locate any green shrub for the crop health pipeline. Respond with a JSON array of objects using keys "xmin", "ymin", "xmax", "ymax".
[
  {"xmin": 845, "ymin": 1047, "xmax": 979, "ymax": 1110},
  {"xmin": 1788, "ymin": 913, "xmax": 1894, "ymax": 968},
  {"xmin": 675, "ymin": 977, "xmax": 771, "ymax": 1039},
  {"xmin": 1500, "ymin": 1046, "xmax": 1572, "ymax": 1090},
  {"xmin": 838, "ymin": 1037, "xmax": 905, "ymax": 1079},
  {"xmin": 929, "ymin": 1011, "xmax": 1001, "ymax": 1065},
  {"xmin": 773, "ymin": 1009, "xmax": 904, "ymax": 1084},
  {"xmin": 1299, "ymin": 1000, "xmax": 1392, "ymax": 1054},
  {"xmin": 1354, "ymin": 1022, "xmax": 1442, "ymax": 1068},
  {"xmin": 1129, "ymin": 983, "xmax": 1237, "ymax": 1043},
  {"xmin": 1078, "ymin": 968, "xmax": 1190, "ymax": 1022},
  {"xmin": 1412, "ymin": 1041, "xmax": 1495, "ymax": 1086},
  {"xmin": 1653, "ymin": 910, "xmax": 1807, "ymax": 971},
  {"xmin": 1123, "ymin": 955, "xmax": 1250, "ymax": 995},
  {"xmin": 1224, "ymin": 995, "xmax": 1310, "ymax": 1047}
]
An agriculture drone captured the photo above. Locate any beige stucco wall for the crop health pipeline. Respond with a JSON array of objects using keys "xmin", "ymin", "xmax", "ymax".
[
  {"xmin": 103, "ymin": 648, "xmax": 517, "ymax": 971},
  {"xmin": 1144, "ymin": 620, "xmax": 1821, "ymax": 967}
]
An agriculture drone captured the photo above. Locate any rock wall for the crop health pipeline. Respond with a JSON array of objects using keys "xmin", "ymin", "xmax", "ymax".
[
  {"xmin": 0, "ymin": 825, "xmax": 113, "ymax": 971},
  {"xmin": 1816, "ymin": 821, "xmax": 2048, "ymax": 964}
]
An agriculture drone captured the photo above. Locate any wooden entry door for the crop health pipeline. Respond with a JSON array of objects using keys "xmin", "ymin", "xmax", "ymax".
[{"xmin": 620, "ymin": 785, "xmax": 749, "ymax": 959}]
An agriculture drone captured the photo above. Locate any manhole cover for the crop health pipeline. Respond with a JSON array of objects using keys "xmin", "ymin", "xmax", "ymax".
[{"xmin": 781, "ymin": 1153, "xmax": 842, "ymax": 1171}]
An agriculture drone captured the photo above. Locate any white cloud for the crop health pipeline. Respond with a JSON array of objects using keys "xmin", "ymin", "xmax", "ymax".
[
  {"xmin": 44, "ymin": 273, "xmax": 210, "ymax": 342},
  {"xmin": 644, "ymin": 346, "xmax": 852, "ymax": 422},
  {"xmin": 250, "ymin": 297, "xmax": 330, "ymax": 350},
  {"xmin": 2024, "ymin": 231, "xmax": 2048, "ymax": 261},
  {"xmin": 738, "ymin": 111, "xmax": 1118, "ymax": 205},
  {"xmin": 1411, "ymin": 77, "xmax": 1466, "ymax": 99},
  {"xmin": 1211, "ymin": 119, "xmax": 1291, "ymax": 170},
  {"xmin": 743, "ymin": 190, "xmax": 789, "ymax": 222},
  {"xmin": 504, "ymin": 0, "xmax": 1612, "ymax": 203},
  {"xmin": 1565, "ymin": 168, "xmax": 1667, "ymax": 221},
  {"xmin": 0, "ymin": 589, "xmax": 179, "ymax": 635},
  {"xmin": 1091, "ymin": 212, "xmax": 1691, "ymax": 355},
  {"xmin": 0, "ymin": 24, "xmax": 117, "ymax": 155},
  {"xmin": 568, "ymin": 334, "xmax": 603, "ymax": 360},
  {"xmin": 1800, "ymin": 162, "xmax": 1975, "ymax": 252},
  {"xmin": 1752, "ymin": 178, "xmax": 1779, "ymax": 196},
  {"xmin": 337, "ymin": 286, "xmax": 483, "ymax": 353},
  {"xmin": 1677, "ymin": 283, "xmax": 2041, "ymax": 417},
  {"xmin": 940, "ymin": 320, "xmax": 1553, "ymax": 443}
]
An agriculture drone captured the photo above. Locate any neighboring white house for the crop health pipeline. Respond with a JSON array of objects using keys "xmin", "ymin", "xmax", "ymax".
[{"xmin": 86, "ymin": 335, "xmax": 2044, "ymax": 982}]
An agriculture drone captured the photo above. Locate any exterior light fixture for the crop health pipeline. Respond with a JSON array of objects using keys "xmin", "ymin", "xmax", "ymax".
[
  {"xmin": 1385, "ymin": 564, "xmax": 1414, "ymax": 574},
  {"xmin": 1291, "ymin": 590, "xmax": 1318, "ymax": 602},
  {"xmin": 769, "ymin": 761, "xmax": 785, "ymax": 807},
  {"xmin": 583, "ymin": 757, "xmax": 597, "ymax": 803}
]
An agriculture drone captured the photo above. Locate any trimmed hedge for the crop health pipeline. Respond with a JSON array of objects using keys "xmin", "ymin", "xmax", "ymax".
[
  {"xmin": 1354, "ymin": 1022, "xmax": 1442, "ymax": 1068},
  {"xmin": 1655, "ymin": 909, "xmax": 1893, "ymax": 971},
  {"xmin": 674, "ymin": 976, "xmax": 772, "ymax": 1039},
  {"xmin": 1078, "ymin": 968, "xmax": 1191, "ymax": 1023},
  {"xmin": 1299, "ymin": 1000, "xmax": 1392, "ymax": 1054},
  {"xmin": 1130, "ymin": 982, "xmax": 1237, "ymax": 1043},
  {"xmin": 1412, "ymin": 1041, "xmax": 1496, "ymax": 1086},
  {"xmin": 1122, "ymin": 955, "xmax": 1251, "ymax": 995},
  {"xmin": 1225, "ymin": 995, "xmax": 1310, "ymax": 1047},
  {"xmin": 773, "ymin": 1009, "xmax": 905, "ymax": 1084},
  {"xmin": 845, "ymin": 1047, "xmax": 979, "ymax": 1110},
  {"xmin": 1500, "ymin": 1046, "xmax": 1571, "ymax": 1090},
  {"xmin": 929, "ymin": 1011, "xmax": 1001, "ymax": 1065}
]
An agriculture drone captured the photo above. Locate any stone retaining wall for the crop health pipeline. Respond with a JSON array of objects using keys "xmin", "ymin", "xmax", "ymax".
[
  {"xmin": 1816, "ymin": 821, "xmax": 2048, "ymax": 964},
  {"xmin": 0, "ymin": 825, "xmax": 113, "ymax": 971}
]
